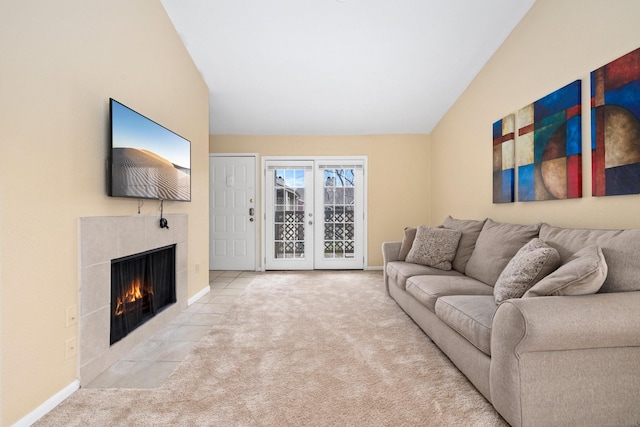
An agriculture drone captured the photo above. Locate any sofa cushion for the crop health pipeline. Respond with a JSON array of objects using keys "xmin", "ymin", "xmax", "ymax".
[
  {"xmin": 442, "ymin": 216, "xmax": 487, "ymax": 274},
  {"xmin": 523, "ymin": 245, "xmax": 607, "ymax": 297},
  {"xmin": 386, "ymin": 261, "xmax": 462, "ymax": 291},
  {"xmin": 435, "ymin": 295, "xmax": 497, "ymax": 356},
  {"xmin": 465, "ymin": 219, "xmax": 542, "ymax": 286},
  {"xmin": 494, "ymin": 238, "xmax": 561, "ymax": 303},
  {"xmin": 398, "ymin": 227, "xmax": 417, "ymax": 261},
  {"xmin": 405, "ymin": 275, "xmax": 493, "ymax": 312},
  {"xmin": 539, "ymin": 224, "xmax": 640, "ymax": 292},
  {"xmin": 405, "ymin": 226, "xmax": 462, "ymax": 270}
]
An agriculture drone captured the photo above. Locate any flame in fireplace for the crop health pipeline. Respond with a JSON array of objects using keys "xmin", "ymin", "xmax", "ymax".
[{"xmin": 114, "ymin": 278, "xmax": 152, "ymax": 316}]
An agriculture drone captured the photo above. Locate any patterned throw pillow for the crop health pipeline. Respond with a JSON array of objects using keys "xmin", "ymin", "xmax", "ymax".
[
  {"xmin": 405, "ymin": 226, "xmax": 462, "ymax": 270},
  {"xmin": 494, "ymin": 238, "xmax": 561, "ymax": 304}
]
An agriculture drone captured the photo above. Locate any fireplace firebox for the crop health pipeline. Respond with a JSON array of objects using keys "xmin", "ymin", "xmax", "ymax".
[{"xmin": 110, "ymin": 244, "xmax": 177, "ymax": 345}]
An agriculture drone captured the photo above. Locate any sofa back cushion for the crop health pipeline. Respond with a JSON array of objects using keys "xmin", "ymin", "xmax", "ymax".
[
  {"xmin": 442, "ymin": 216, "xmax": 487, "ymax": 274},
  {"xmin": 539, "ymin": 224, "xmax": 640, "ymax": 292},
  {"xmin": 465, "ymin": 219, "xmax": 542, "ymax": 286}
]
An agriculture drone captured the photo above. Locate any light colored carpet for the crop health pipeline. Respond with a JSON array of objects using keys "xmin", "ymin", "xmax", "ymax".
[{"xmin": 36, "ymin": 271, "xmax": 507, "ymax": 426}]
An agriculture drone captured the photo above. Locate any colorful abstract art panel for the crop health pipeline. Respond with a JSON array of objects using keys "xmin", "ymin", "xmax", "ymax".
[
  {"xmin": 591, "ymin": 47, "xmax": 640, "ymax": 196},
  {"xmin": 516, "ymin": 80, "xmax": 582, "ymax": 201},
  {"xmin": 493, "ymin": 114, "xmax": 515, "ymax": 203}
]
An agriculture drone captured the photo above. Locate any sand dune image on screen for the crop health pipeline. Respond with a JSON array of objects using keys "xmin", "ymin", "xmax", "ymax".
[{"xmin": 112, "ymin": 147, "xmax": 190, "ymax": 200}]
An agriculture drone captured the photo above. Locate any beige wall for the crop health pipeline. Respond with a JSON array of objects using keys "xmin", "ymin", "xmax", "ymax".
[
  {"xmin": 0, "ymin": 1, "xmax": 209, "ymax": 425},
  {"xmin": 7, "ymin": 0, "xmax": 640, "ymax": 423},
  {"xmin": 430, "ymin": 0, "xmax": 640, "ymax": 228},
  {"xmin": 210, "ymin": 135, "xmax": 430, "ymax": 267}
]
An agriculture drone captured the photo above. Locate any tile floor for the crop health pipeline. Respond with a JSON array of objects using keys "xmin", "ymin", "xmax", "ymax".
[{"xmin": 85, "ymin": 270, "xmax": 257, "ymax": 389}]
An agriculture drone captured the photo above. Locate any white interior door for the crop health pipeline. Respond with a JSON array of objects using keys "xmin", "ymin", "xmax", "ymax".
[
  {"xmin": 264, "ymin": 158, "xmax": 365, "ymax": 270},
  {"xmin": 265, "ymin": 161, "xmax": 314, "ymax": 270},
  {"xmin": 210, "ymin": 155, "xmax": 257, "ymax": 270}
]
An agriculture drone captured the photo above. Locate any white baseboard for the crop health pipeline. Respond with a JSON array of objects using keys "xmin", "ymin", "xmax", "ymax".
[
  {"xmin": 12, "ymin": 380, "xmax": 79, "ymax": 427},
  {"xmin": 365, "ymin": 265, "xmax": 383, "ymax": 271},
  {"xmin": 188, "ymin": 285, "xmax": 211, "ymax": 306}
]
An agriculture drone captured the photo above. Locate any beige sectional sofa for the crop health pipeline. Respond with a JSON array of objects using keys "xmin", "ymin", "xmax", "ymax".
[{"xmin": 382, "ymin": 217, "xmax": 640, "ymax": 427}]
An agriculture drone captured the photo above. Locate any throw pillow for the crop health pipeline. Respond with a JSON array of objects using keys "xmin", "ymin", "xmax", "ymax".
[
  {"xmin": 398, "ymin": 227, "xmax": 417, "ymax": 261},
  {"xmin": 405, "ymin": 226, "xmax": 462, "ymax": 270},
  {"xmin": 539, "ymin": 224, "xmax": 639, "ymax": 293},
  {"xmin": 442, "ymin": 216, "xmax": 487, "ymax": 274},
  {"xmin": 465, "ymin": 219, "xmax": 542, "ymax": 286},
  {"xmin": 523, "ymin": 245, "xmax": 608, "ymax": 297},
  {"xmin": 493, "ymin": 238, "xmax": 561, "ymax": 304}
]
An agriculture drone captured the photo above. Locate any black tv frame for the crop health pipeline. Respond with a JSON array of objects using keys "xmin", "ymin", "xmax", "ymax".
[{"xmin": 108, "ymin": 98, "xmax": 191, "ymax": 202}]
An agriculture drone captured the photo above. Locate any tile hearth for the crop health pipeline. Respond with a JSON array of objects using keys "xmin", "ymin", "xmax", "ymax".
[{"xmin": 86, "ymin": 271, "xmax": 256, "ymax": 388}]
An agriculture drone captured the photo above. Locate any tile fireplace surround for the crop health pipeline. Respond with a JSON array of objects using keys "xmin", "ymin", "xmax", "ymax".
[{"xmin": 79, "ymin": 214, "xmax": 188, "ymax": 386}]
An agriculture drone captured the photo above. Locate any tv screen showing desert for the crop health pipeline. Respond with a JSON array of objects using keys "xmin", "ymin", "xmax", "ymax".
[
  {"xmin": 112, "ymin": 147, "xmax": 191, "ymax": 201},
  {"xmin": 110, "ymin": 99, "xmax": 191, "ymax": 201}
]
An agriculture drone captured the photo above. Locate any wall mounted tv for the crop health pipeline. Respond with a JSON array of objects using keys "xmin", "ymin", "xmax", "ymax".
[{"xmin": 109, "ymin": 98, "xmax": 191, "ymax": 202}]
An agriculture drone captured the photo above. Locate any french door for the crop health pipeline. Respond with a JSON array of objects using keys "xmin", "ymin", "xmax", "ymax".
[
  {"xmin": 265, "ymin": 161, "xmax": 314, "ymax": 270},
  {"xmin": 264, "ymin": 158, "xmax": 365, "ymax": 270}
]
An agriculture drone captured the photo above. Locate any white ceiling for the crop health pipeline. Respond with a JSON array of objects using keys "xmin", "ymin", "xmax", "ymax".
[{"xmin": 160, "ymin": 0, "xmax": 535, "ymax": 135}]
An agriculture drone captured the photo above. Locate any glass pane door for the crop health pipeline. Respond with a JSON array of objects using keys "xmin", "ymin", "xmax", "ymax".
[
  {"xmin": 314, "ymin": 162, "xmax": 364, "ymax": 269},
  {"xmin": 265, "ymin": 161, "xmax": 314, "ymax": 270}
]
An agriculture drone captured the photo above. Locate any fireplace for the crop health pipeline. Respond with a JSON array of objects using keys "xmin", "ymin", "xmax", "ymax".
[
  {"xmin": 79, "ymin": 214, "xmax": 188, "ymax": 386},
  {"xmin": 110, "ymin": 244, "xmax": 177, "ymax": 345}
]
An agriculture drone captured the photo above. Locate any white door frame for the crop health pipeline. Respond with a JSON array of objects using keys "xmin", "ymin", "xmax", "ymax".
[
  {"xmin": 262, "ymin": 156, "xmax": 368, "ymax": 270},
  {"xmin": 209, "ymin": 153, "xmax": 259, "ymax": 271}
]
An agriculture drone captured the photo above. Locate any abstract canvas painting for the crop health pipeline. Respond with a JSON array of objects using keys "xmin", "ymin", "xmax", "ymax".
[
  {"xmin": 493, "ymin": 114, "xmax": 515, "ymax": 203},
  {"xmin": 591, "ymin": 47, "xmax": 640, "ymax": 196},
  {"xmin": 516, "ymin": 80, "xmax": 582, "ymax": 201}
]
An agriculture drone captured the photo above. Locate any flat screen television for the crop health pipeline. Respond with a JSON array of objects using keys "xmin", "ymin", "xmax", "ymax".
[{"xmin": 109, "ymin": 98, "xmax": 191, "ymax": 202}]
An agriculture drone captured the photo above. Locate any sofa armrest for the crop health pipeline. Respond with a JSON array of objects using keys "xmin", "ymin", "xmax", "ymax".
[
  {"xmin": 381, "ymin": 242, "xmax": 401, "ymax": 295},
  {"xmin": 381, "ymin": 241, "xmax": 401, "ymax": 264},
  {"xmin": 491, "ymin": 292, "xmax": 640, "ymax": 427},
  {"xmin": 493, "ymin": 292, "xmax": 640, "ymax": 353}
]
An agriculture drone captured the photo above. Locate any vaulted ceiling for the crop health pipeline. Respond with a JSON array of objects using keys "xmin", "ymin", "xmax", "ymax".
[{"xmin": 161, "ymin": 0, "xmax": 536, "ymax": 135}]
